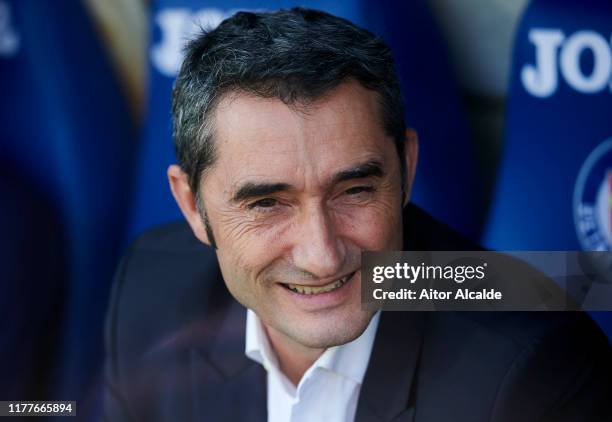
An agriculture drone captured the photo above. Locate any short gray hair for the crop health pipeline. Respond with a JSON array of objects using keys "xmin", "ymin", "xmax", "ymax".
[{"xmin": 172, "ymin": 7, "xmax": 406, "ymax": 198}]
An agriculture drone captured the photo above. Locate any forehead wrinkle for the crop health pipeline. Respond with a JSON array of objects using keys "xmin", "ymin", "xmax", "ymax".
[
  {"xmin": 212, "ymin": 95, "xmax": 303, "ymax": 194},
  {"xmin": 210, "ymin": 82, "xmax": 395, "ymax": 201}
]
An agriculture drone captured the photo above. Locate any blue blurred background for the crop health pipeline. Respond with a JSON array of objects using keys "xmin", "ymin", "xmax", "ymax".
[{"xmin": 1, "ymin": 0, "xmax": 610, "ymax": 419}]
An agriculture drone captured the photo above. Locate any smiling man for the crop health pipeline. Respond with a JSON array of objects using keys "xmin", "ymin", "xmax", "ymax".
[
  {"xmin": 168, "ymin": 80, "xmax": 410, "ymax": 390},
  {"xmin": 103, "ymin": 8, "xmax": 612, "ymax": 422}
]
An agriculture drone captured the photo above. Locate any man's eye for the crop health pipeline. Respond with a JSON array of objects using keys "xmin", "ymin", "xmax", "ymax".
[
  {"xmin": 345, "ymin": 186, "xmax": 375, "ymax": 195},
  {"xmin": 248, "ymin": 198, "xmax": 278, "ymax": 209}
]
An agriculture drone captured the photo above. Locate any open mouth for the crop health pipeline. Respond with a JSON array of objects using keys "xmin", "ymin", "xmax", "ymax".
[{"xmin": 281, "ymin": 272, "xmax": 355, "ymax": 295}]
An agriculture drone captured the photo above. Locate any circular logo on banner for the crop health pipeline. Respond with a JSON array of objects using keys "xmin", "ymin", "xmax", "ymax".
[{"xmin": 573, "ymin": 138, "xmax": 612, "ymax": 251}]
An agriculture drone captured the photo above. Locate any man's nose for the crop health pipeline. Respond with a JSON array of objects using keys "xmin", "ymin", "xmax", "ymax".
[{"xmin": 291, "ymin": 205, "xmax": 345, "ymax": 279}]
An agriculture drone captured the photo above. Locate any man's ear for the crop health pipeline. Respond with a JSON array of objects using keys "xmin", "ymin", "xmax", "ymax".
[
  {"xmin": 167, "ymin": 164, "xmax": 212, "ymax": 246},
  {"xmin": 402, "ymin": 128, "xmax": 419, "ymax": 206}
]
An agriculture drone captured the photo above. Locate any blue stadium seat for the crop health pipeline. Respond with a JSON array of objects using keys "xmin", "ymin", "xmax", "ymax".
[
  {"xmin": 483, "ymin": 0, "xmax": 612, "ymax": 339},
  {"xmin": 0, "ymin": 0, "xmax": 136, "ymax": 412}
]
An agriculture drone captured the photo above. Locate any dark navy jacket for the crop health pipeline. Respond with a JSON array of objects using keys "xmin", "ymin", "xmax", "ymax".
[{"xmin": 103, "ymin": 204, "xmax": 612, "ymax": 421}]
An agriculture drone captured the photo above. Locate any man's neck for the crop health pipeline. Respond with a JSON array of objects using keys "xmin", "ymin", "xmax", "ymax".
[{"xmin": 263, "ymin": 323, "xmax": 325, "ymax": 386}]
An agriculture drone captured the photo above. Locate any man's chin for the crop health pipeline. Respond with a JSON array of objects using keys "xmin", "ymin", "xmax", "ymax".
[{"xmin": 275, "ymin": 308, "xmax": 375, "ymax": 350}]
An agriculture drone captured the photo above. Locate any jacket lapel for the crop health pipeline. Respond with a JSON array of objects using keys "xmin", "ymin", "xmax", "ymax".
[
  {"xmin": 189, "ymin": 297, "xmax": 267, "ymax": 422},
  {"xmin": 355, "ymin": 311, "xmax": 427, "ymax": 422}
]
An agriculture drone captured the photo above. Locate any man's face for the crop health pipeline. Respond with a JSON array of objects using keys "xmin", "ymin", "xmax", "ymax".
[{"xmin": 184, "ymin": 81, "xmax": 413, "ymax": 350}]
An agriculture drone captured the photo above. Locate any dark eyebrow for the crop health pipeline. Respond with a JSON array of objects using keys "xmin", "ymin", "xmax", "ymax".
[
  {"xmin": 232, "ymin": 182, "xmax": 292, "ymax": 202},
  {"xmin": 331, "ymin": 160, "xmax": 385, "ymax": 185},
  {"xmin": 231, "ymin": 160, "xmax": 384, "ymax": 203}
]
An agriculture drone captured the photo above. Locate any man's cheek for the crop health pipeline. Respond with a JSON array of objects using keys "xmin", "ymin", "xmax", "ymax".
[
  {"xmin": 338, "ymin": 205, "xmax": 401, "ymax": 247},
  {"xmin": 216, "ymin": 211, "xmax": 263, "ymax": 243},
  {"xmin": 219, "ymin": 237, "xmax": 278, "ymax": 285}
]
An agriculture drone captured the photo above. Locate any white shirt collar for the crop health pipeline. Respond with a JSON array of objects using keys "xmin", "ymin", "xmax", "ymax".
[{"xmin": 245, "ymin": 309, "xmax": 381, "ymax": 386}]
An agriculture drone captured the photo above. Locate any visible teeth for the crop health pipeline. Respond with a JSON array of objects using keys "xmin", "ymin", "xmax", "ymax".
[{"xmin": 286, "ymin": 275, "xmax": 350, "ymax": 295}]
